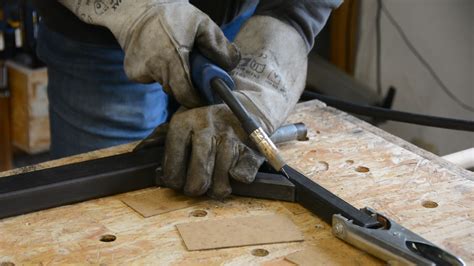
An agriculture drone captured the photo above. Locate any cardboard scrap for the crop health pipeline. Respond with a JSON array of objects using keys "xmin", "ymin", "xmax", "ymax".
[
  {"xmin": 285, "ymin": 249, "xmax": 321, "ymax": 266},
  {"xmin": 121, "ymin": 188, "xmax": 203, "ymax": 217},
  {"xmin": 262, "ymin": 259, "xmax": 296, "ymax": 266},
  {"xmin": 176, "ymin": 214, "xmax": 304, "ymax": 251}
]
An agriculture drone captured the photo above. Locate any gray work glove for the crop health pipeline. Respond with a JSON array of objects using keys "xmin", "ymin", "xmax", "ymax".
[
  {"xmin": 160, "ymin": 16, "xmax": 308, "ymax": 199},
  {"xmin": 160, "ymin": 105, "xmax": 265, "ymax": 199},
  {"xmin": 58, "ymin": 0, "xmax": 240, "ymax": 107}
]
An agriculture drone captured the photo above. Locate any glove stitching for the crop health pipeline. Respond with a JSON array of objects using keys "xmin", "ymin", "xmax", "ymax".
[
  {"xmin": 155, "ymin": 13, "xmax": 195, "ymax": 101},
  {"xmin": 119, "ymin": 6, "xmax": 158, "ymax": 49}
]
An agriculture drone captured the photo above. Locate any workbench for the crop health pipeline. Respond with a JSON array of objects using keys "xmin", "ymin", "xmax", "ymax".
[{"xmin": 0, "ymin": 100, "xmax": 472, "ymax": 264}]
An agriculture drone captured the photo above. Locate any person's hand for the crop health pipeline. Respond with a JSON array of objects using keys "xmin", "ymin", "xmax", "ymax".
[
  {"xmin": 58, "ymin": 0, "xmax": 240, "ymax": 108},
  {"xmin": 159, "ymin": 105, "xmax": 265, "ymax": 199}
]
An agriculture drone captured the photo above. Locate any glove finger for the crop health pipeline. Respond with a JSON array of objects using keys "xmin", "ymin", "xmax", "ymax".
[
  {"xmin": 161, "ymin": 123, "xmax": 192, "ymax": 190},
  {"xmin": 146, "ymin": 54, "xmax": 205, "ymax": 108},
  {"xmin": 229, "ymin": 145, "xmax": 265, "ymax": 184},
  {"xmin": 195, "ymin": 17, "xmax": 240, "ymax": 71},
  {"xmin": 183, "ymin": 130, "xmax": 217, "ymax": 196},
  {"xmin": 208, "ymin": 138, "xmax": 238, "ymax": 200}
]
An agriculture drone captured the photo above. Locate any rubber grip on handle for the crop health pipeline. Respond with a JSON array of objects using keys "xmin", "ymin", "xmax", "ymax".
[{"xmin": 190, "ymin": 52, "xmax": 235, "ymax": 104}]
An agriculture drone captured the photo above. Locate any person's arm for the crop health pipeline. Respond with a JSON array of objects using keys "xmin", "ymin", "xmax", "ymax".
[
  {"xmin": 229, "ymin": 0, "xmax": 342, "ymax": 135},
  {"xmin": 255, "ymin": 0, "xmax": 342, "ymax": 50},
  {"xmin": 57, "ymin": 0, "xmax": 240, "ymax": 108}
]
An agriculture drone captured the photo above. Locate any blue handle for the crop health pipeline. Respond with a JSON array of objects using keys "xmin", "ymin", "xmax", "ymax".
[
  {"xmin": 190, "ymin": 52, "xmax": 235, "ymax": 104},
  {"xmin": 190, "ymin": 4, "xmax": 256, "ymax": 104}
]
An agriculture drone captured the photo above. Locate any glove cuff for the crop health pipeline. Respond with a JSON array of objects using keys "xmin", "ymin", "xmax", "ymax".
[{"xmin": 231, "ymin": 16, "xmax": 309, "ymax": 134}]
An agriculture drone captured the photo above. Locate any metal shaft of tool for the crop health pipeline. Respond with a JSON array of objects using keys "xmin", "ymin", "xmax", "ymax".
[
  {"xmin": 270, "ymin": 123, "xmax": 308, "ymax": 143},
  {"xmin": 210, "ymin": 78, "xmax": 286, "ymax": 171}
]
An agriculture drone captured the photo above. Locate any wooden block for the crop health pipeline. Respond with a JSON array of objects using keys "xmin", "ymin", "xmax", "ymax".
[
  {"xmin": 0, "ymin": 96, "xmax": 13, "ymax": 171},
  {"xmin": 7, "ymin": 61, "xmax": 49, "ymax": 154},
  {"xmin": 176, "ymin": 214, "xmax": 304, "ymax": 251},
  {"xmin": 121, "ymin": 188, "xmax": 204, "ymax": 217}
]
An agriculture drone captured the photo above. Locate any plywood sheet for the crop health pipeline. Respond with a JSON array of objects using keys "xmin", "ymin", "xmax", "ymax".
[
  {"xmin": 121, "ymin": 188, "xmax": 204, "ymax": 217},
  {"xmin": 176, "ymin": 214, "xmax": 304, "ymax": 250},
  {"xmin": 1, "ymin": 100, "xmax": 473, "ymax": 264}
]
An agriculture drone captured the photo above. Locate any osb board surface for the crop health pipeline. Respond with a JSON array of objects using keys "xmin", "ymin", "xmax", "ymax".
[{"xmin": 0, "ymin": 100, "xmax": 473, "ymax": 264}]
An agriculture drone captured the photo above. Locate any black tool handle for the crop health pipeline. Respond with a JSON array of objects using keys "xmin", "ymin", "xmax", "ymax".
[{"xmin": 210, "ymin": 78, "xmax": 260, "ymax": 134}]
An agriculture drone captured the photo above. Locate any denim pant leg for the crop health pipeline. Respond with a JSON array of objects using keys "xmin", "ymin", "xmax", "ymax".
[{"xmin": 36, "ymin": 24, "xmax": 169, "ymax": 158}]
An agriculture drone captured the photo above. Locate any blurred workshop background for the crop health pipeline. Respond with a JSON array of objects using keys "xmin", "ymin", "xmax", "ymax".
[{"xmin": 0, "ymin": 0, "xmax": 472, "ymax": 171}]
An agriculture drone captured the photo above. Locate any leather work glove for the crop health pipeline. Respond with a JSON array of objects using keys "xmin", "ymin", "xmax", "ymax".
[
  {"xmin": 160, "ymin": 16, "xmax": 308, "ymax": 199},
  {"xmin": 160, "ymin": 105, "xmax": 265, "ymax": 199},
  {"xmin": 58, "ymin": 0, "xmax": 240, "ymax": 107}
]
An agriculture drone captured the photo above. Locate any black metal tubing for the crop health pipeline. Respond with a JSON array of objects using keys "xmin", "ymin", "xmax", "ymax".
[
  {"xmin": 0, "ymin": 147, "xmax": 162, "ymax": 219},
  {"xmin": 301, "ymin": 91, "xmax": 474, "ymax": 132},
  {"xmin": 283, "ymin": 165, "xmax": 381, "ymax": 228}
]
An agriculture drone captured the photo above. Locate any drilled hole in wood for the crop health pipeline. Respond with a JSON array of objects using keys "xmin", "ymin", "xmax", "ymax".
[
  {"xmin": 191, "ymin": 210, "xmax": 207, "ymax": 217},
  {"xmin": 316, "ymin": 161, "xmax": 329, "ymax": 172},
  {"xmin": 345, "ymin": 160, "xmax": 354, "ymax": 165},
  {"xmin": 251, "ymin": 248, "xmax": 269, "ymax": 257},
  {"xmin": 100, "ymin": 234, "xmax": 116, "ymax": 242},
  {"xmin": 355, "ymin": 166, "xmax": 370, "ymax": 173},
  {"xmin": 1, "ymin": 262, "xmax": 15, "ymax": 266},
  {"xmin": 422, "ymin": 200, "xmax": 438, "ymax": 208}
]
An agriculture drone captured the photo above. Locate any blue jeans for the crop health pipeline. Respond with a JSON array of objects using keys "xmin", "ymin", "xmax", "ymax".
[{"xmin": 37, "ymin": 24, "xmax": 169, "ymax": 158}]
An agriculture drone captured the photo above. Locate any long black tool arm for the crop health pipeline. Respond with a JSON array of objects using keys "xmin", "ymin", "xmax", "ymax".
[
  {"xmin": 211, "ymin": 78, "xmax": 259, "ymax": 134},
  {"xmin": 283, "ymin": 165, "xmax": 380, "ymax": 228}
]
